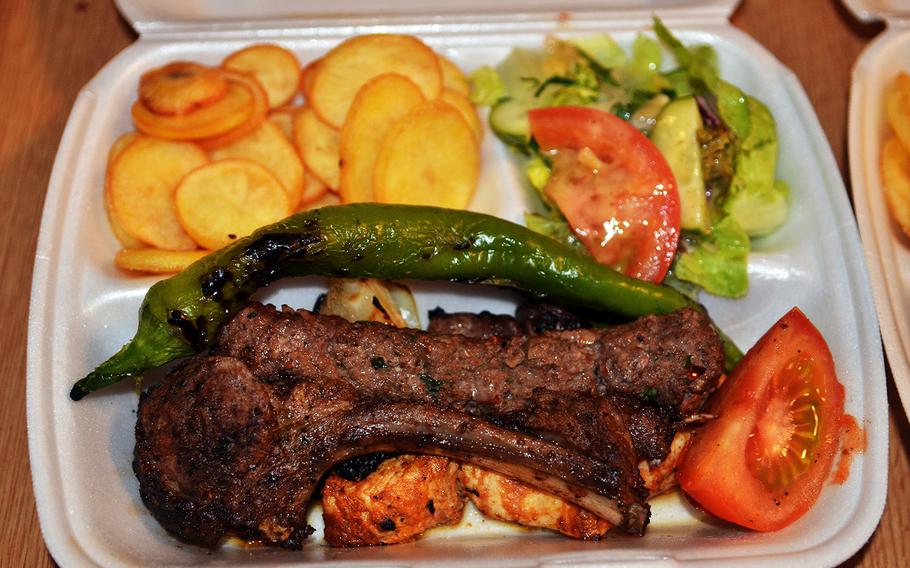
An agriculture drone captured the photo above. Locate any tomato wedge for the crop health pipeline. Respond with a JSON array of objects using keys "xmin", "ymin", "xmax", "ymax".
[
  {"xmin": 677, "ymin": 307, "xmax": 845, "ymax": 531},
  {"xmin": 529, "ymin": 106, "xmax": 679, "ymax": 282}
]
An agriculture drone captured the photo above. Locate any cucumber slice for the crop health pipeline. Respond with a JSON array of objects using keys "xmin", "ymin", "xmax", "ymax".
[
  {"xmin": 489, "ymin": 98, "xmax": 532, "ymax": 149},
  {"xmin": 651, "ymin": 96, "xmax": 709, "ymax": 231}
]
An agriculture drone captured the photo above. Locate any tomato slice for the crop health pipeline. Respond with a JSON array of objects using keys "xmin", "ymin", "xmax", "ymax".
[
  {"xmin": 676, "ymin": 307, "xmax": 845, "ymax": 531},
  {"xmin": 529, "ymin": 106, "xmax": 680, "ymax": 282}
]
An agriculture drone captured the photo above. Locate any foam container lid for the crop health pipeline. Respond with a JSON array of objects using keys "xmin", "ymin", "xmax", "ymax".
[
  {"xmin": 28, "ymin": 1, "xmax": 887, "ymax": 566},
  {"xmin": 848, "ymin": 2, "xmax": 910, "ymax": 422}
]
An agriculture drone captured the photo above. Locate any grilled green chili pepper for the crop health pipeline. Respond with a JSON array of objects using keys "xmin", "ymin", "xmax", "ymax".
[{"xmin": 71, "ymin": 204, "xmax": 741, "ymax": 400}]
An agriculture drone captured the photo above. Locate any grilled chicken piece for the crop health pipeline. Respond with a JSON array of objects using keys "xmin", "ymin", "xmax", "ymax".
[
  {"xmin": 459, "ymin": 464, "xmax": 611, "ymax": 540},
  {"xmin": 322, "ymin": 455, "xmax": 464, "ymax": 546}
]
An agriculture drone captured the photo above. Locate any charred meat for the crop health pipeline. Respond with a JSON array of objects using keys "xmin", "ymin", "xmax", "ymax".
[{"xmin": 134, "ymin": 302, "xmax": 724, "ymax": 549}]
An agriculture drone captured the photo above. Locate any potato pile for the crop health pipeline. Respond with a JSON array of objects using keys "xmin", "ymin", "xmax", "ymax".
[
  {"xmin": 106, "ymin": 36, "xmax": 481, "ymax": 273},
  {"xmin": 883, "ymin": 72, "xmax": 910, "ymax": 238}
]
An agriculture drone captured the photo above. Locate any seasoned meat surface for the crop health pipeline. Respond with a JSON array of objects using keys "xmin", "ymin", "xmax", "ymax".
[
  {"xmin": 459, "ymin": 464, "xmax": 611, "ymax": 540},
  {"xmin": 216, "ymin": 304, "xmax": 723, "ymax": 416},
  {"xmin": 322, "ymin": 455, "xmax": 464, "ymax": 547},
  {"xmin": 134, "ymin": 302, "xmax": 725, "ymax": 549}
]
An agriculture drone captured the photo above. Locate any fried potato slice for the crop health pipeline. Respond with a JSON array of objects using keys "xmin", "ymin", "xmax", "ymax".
[
  {"xmin": 299, "ymin": 172, "xmax": 330, "ymax": 208},
  {"xmin": 132, "ymin": 77, "xmax": 254, "ymax": 140},
  {"xmin": 310, "ymin": 34, "xmax": 442, "ymax": 128},
  {"xmin": 210, "ymin": 121, "xmax": 304, "ymax": 209},
  {"xmin": 175, "ymin": 158, "xmax": 291, "ymax": 250},
  {"xmin": 223, "ymin": 44, "xmax": 301, "ymax": 109},
  {"xmin": 339, "ymin": 73, "xmax": 425, "ymax": 203},
  {"xmin": 104, "ymin": 132, "xmax": 145, "ymax": 249},
  {"xmin": 881, "ymin": 135, "xmax": 910, "ymax": 238},
  {"xmin": 267, "ymin": 105, "xmax": 299, "ymax": 140},
  {"xmin": 886, "ymin": 72, "xmax": 910, "ymax": 155},
  {"xmin": 438, "ymin": 55, "xmax": 470, "ymax": 97},
  {"xmin": 373, "ymin": 100, "xmax": 479, "ymax": 208},
  {"xmin": 293, "ymin": 106, "xmax": 340, "ymax": 189},
  {"xmin": 139, "ymin": 62, "xmax": 229, "ymax": 116},
  {"xmin": 439, "ymin": 88, "xmax": 483, "ymax": 143},
  {"xmin": 458, "ymin": 464, "xmax": 611, "ymax": 540},
  {"xmin": 115, "ymin": 248, "xmax": 208, "ymax": 273},
  {"xmin": 194, "ymin": 70, "xmax": 269, "ymax": 150},
  {"xmin": 109, "ymin": 136, "xmax": 206, "ymax": 250},
  {"xmin": 299, "ymin": 58, "xmax": 321, "ymax": 101}
]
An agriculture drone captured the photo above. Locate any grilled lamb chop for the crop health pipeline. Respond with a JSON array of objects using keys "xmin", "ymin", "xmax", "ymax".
[{"xmin": 134, "ymin": 302, "xmax": 724, "ymax": 549}]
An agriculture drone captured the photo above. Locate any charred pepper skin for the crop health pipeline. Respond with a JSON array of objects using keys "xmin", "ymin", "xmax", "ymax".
[{"xmin": 70, "ymin": 204, "xmax": 741, "ymax": 400}]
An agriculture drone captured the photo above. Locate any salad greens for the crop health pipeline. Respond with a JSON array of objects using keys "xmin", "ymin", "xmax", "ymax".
[{"xmin": 469, "ymin": 18, "xmax": 789, "ymax": 299}]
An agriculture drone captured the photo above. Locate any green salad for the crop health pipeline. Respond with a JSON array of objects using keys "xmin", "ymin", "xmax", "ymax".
[{"xmin": 469, "ymin": 18, "xmax": 789, "ymax": 298}]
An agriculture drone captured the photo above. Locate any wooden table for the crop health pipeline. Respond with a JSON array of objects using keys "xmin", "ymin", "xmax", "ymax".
[{"xmin": 0, "ymin": 0, "xmax": 906, "ymax": 565}]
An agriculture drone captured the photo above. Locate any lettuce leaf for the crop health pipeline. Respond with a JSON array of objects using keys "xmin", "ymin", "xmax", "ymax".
[
  {"xmin": 468, "ymin": 65, "xmax": 505, "ymax": 106},
  {"xmin": 673, "ymin": 215, "xmax": 750, "ymax": 298}
]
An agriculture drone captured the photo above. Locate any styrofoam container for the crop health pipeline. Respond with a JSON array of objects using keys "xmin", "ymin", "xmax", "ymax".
[
  {"xmin": 847, "ymin": 2, "xmax": 910, "ymax": 421},
  {"xmin": 27, "ymin": 1, "xmax": 887, "ymax": 566}
]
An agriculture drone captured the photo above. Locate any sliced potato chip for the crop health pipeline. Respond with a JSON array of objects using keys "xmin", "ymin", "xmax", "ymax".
[
  {"xmin": 299, "ymin": 188, "xmax": 340, "ymax": 211},
  {"xmin": 175, "ymin": 158, "xmax": 291, "ymax": 250},
  {"xmin": 886, "ymin": 72, "xmax": 910, "ymax": 154},
  {"xmin": 293, "ymin": 106, "xmax": 340, "ymax": 189},
  {"xmin": 109, "ymin": 136, "xmax": 206, "ymax": 251},
  {"xmin": 132, "ymin": 77, "xmax": 254, "ymax": 140},
  {"xmin": 299, "ymin": 172, "xmax": 330, "ymax": 208},
  {"xmin": 104, "ymin": 132, "xmax": 145, "ymax": 249},
  {"xmin": 882, "ymin": 136, "xmax": 910, "ymax": 238},
  {"xmin": 339, "ymin": 73, "xmax": 425, "ymax": 203},
  {"xmin": 439, "ymin": 88, "xmax": 483, "ymax": 143},
  {"xmin": 139, "ymin": 62, "xmax": 229, "ymax": 116},
  {"xmin": 373, "ymin": 100, "xmax": 479, "ymax": 209},
  {"xmin": 438, "ymin": 55, "xmax": 470, "ymax": 97},
  {"xmin": 210, "ymin": 120, "xmax": 304, "ymax": 209},
  {"xmin": 223, "ymin": 44, "xmax": 301, "ymax": 109},
  {"xmin": 300, "ymin": 58, "xmax": 321, "ymax": 101},
  {"xmin": 310, "ymin": 34, "xmax": 442, "ymax": 128},
  {"xmin": 194, "ymin": 70, "xmax": 269, "ymax": 150},
  {"xmin": 268, "ymin": 105, "xmax": 299, "ymax": 140},
  {"xmin": 115, "ymin": 248, "xmax": 209, "ymax": 273}
]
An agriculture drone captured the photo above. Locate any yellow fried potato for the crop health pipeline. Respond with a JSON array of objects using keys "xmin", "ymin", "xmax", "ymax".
[
  {"xmin": 439, "ymin": 88, "xmax": 483, "ymax": 143},
  {"xmin": 438, "ymin": 55, "xmax": 470, "ymax": 96},
  {"xmin": 373, "ymin": 100, "xmax": 479, "ymax": 209},
  {"xmin": 881, "ymin": 136, "xmax": 910, "ymax": 238},
  {"xmin": 299, "ymin": 172, "xmax": 330, "ymax": 208},
  {"xmin": 886, "ymin": 72, "xmax": 910, "ymax": 155},
  {"xmin": 210, "ymin": 121, "xmax": 304, "ymax": 209},
  {"xmin": 299, "ymin": 58, "xmax": 321, "ymax": 101},
  {"xmin": 108, "ymin": 136, "xmax": 207, "ymax": 250},
  {"xmin": 175, "ymin": 158, "xmax": 291, "ymax": 250},
  {"xmin": 131, "ymin": 77, "xmax": 254, "ymax": 140},
  {"xmin": 299, "ymin": 186, "xmax": 340, "ymax": 211},
  {"xmin": 339, "ymin": 73, "xmax": 425, "ymax": 203},
  {"xmin": 104, "ymin": 132, "xmax": 145, "ymax": 249},
  {"xmin": 293, "ymin": 106, "xmax": 340, "ymax": 189},
  {"xmin": 223, "ymin": 44, "xmax": 301, "ymax": 109},
  {"xmin": 114, "ymin": 248, "xmax": 208, "ymax": 273},
  {"xmin": 267, "ymin": 106, "xmax": 299, "ymax": 140},
  {"xmin": 139, "ymin": 62, "xmax": 229, "ymax": 116},
  {"xmin": 194, "ymin": 70, "xmax": 269, "ymax": 150},
  {"xmin": 310, "ymin": 34, "xmax": 442, "ymax": 128}
]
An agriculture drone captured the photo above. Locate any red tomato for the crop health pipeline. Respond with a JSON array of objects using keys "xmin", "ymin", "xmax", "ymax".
[
  {"xmin": 677, "ymin": 307, "xmax": 845, "ymax": 531},
  {"xmin": 529, "ymin": 106, "xmax": 679, "ymax": 282}
]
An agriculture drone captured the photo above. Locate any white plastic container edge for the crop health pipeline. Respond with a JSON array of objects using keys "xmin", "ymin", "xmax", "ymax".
[
  {"xmin": 848, "ymin": 3, "xmax": 910, "ymax": 421},
  {"xmin": 27, "ymin": 0, "xmax": 887, "ymax": 566}
]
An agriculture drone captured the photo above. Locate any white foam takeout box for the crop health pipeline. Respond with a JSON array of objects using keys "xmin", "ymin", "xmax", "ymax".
[
  {"xmin": 847, "ymin": 1, "xmax": 910, "ymax": 420},
  {"xmin": 27, "ymin": 0, "xmax": 887, "ymax": 566}
]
